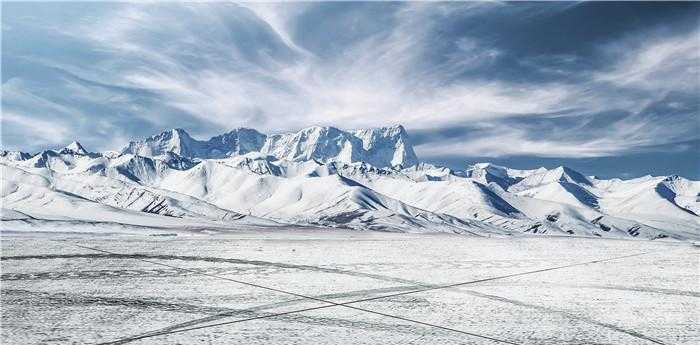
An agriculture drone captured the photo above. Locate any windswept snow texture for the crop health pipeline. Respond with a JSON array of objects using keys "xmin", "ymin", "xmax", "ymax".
[{"xmin": 1, "ymin": 125, "xmax": 698, "ymax": 240}]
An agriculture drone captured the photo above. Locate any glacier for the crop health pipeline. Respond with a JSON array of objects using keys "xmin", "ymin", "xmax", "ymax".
[{"xmin": 1, "ymin": 125, "xmax": 698, "ymax": 240}]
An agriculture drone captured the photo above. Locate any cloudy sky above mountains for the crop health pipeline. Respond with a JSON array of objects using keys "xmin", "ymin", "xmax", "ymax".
[{"xmin": 2, "ymin": 2, "xmax": 699, "ymax": 178}]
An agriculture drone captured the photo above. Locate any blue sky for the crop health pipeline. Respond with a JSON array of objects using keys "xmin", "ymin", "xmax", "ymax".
[{"xmin": 2, "ymin": 2, "xmax": 699, "ymax": 178}]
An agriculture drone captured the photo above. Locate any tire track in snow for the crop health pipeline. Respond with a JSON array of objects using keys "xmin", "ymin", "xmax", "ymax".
[
  {"xmin": 103, "ymin": 285, "xmax": 428, "ymax": 344},
  {"xmin": 2, "ymin": 289, "xmax": 229, "ymax": 314},
  {"xmin": 1, "ymin": 288, "xmax": 425, "ymax": 339},
  {"xmin": 460, "ymin": 290, "xmax": 668, "ymax": 345},
  {"xmin": 1, "ymin": 267, "xmax": 258, "ymax": 281},
  {"xmin": 1, "ymin": 253, "xmax": 418, "ymax": 285},
  {"xmin": 474, "ymin": 281, "xmax": 700, "ymax": 298},
  {"xmin": 91, "ymin": 257, "xmax": 669, "ymax": 345},
  {"xmin": 6, "ymin": 251, "xmax": 669, "ymax": 344}
]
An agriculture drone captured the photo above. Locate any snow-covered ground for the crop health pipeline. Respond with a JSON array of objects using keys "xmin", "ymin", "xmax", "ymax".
[{"xmin": 2, "ymin": 230, "xmax": 697, "ymax": 345}]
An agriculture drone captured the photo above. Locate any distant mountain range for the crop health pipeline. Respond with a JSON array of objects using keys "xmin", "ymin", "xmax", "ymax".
[
  {"xmin": 120, "ymin": 125, "xmax": 417, "ymax": 168},
  {"xmin": 2, "ymin": 125, "xmax": 698, "ymax": 240}
]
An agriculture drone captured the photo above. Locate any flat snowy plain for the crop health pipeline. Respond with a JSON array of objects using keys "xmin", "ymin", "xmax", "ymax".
[{"xmin": 1, "ymin": 230, "xmax": 698, "ymax": 345}]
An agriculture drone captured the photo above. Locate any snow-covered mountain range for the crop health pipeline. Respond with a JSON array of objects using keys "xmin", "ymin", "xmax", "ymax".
[
  {"xmin": 120, "ymin": 125, "xmax": 417, "ymax": 168},
  {"xmin": 2, "ymin": 125, "xmax": 698, "ymax": 240}
]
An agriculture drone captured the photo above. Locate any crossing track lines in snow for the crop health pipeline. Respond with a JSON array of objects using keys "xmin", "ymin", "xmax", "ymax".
[
  {"xmin": 50, "ymin": 240, "xmax": 661, "ymax": 345},
  {"xmin": 103, "ymin": 251, "xmax": 663, "ymax": 345},
  {"xmin": 55, "ymin": 241, "xmax": 518, "ymax": 345},
  {"xmin": 103, "ymin": 303, "xmax": 500, "ymax": 345},
  {"xmin": 56, "ymin": 241, "xmax": 518, "ymax": 345}
]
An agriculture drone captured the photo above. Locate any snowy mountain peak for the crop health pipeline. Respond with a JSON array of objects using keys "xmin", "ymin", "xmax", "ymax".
[
  {"xmin": 60, "ymin": 141, "xmax": 88, "ymax": 155},
  {"xmin": 552, "ymin": 166, "xmax": 593, "ymax": 186},
  {"xmin": 376, "ymin": 124, "xmax": 410, "ymax": 139},
  {"xmin": 153, "ymin": 128, "xmax": 192, "ymax": 143},
  {"xmin": 663, "ymin": 174, "xmax": 681, "ymax": 182},
  {"xmin": 161, "ymin": 128, "xmax": 194, "ymax": 144},
  {"xmin": 0, "ymin": 150, "xmax": 32, "ymax": 162},
  {"xmin": 121, "ymin": 128, "xmax": 199, "ymax": 157},
  {"xmin": 352, "ymin": 124, "xmax": 417, "ymax": 167},
  {"xmin": 466, "ymin": 163, "xmax": 520, "ymax": 189},
  {"xmin": 508, "ymin": 165, "xmax": 593, "ymax": 193},
  {"xmin": 207, "ymin": 127, "xmax": 266, "ymax": 157},
  {"xmin": 261, "ymin": 125, "xmax": 360, "ymax": 164},
  {"xmin": 117, "ymin": 125, "xmax": 416, "ymax": 167},
  {"xmin": 260, "ymin": 124, "xmax": 419, "ymax": 168}
]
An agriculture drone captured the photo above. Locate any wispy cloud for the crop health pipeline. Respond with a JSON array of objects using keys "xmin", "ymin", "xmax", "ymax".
[
  {"xmin": 1, "ymin": 1, "xmax": 698, "ymax": 170},
  {"xmin": 594, "ymin": 29, "xmax": 700, "ymax": 93},
  {"xmin": 1, "ymin": 111, "xmax": 71, "ymax": 147}
]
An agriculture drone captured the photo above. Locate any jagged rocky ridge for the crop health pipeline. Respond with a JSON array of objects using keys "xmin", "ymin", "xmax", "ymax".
[
  {"xmin": 1, "ymin": 125, "xmax": 698, "ymax": 239},
  {"xmin": 120, "ymin": 125, "xmax": 417, "ymax": 168}
]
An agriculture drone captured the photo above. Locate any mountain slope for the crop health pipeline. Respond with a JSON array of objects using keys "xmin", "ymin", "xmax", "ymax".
[
  {"xmin": 660, "ymin": 175, "xmax": 700, "ymax": 216},
  {"xmin": 121, "ymin": 128, "xmax": 202, "ymax": 157},
  {"xmin": 156, "ymin": 159, "xmax": 502, "ymax": 234},
  {"xmin": 0, "ymin": 150, "xmax": 32, "ymax": 163},
  {"xmin": 332, "ymin": 162, "xmax": 522, "ymax": 218},
  {"xmin": 181, "ymin": 156, "xmax": 695, "ymax": 239},
  {"xmin": 2, "ymin": 164, "xmax": 214, "ymax": 229},
  {"xmin": 2, "ymin": 125, "xmax": 697, "ymax": 240},
  {"xmin": 1, "ymin": 163, "xmax": 276, "ymax": 229}
]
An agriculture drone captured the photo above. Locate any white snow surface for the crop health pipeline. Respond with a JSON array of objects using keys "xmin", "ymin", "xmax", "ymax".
[
  {"xmin": 2, "ymin": 233, "xmax": 697, "ymax": 345},
  {"xmin": 1, "ymin": 126, "xmax": 698, "ymax": 240}
]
